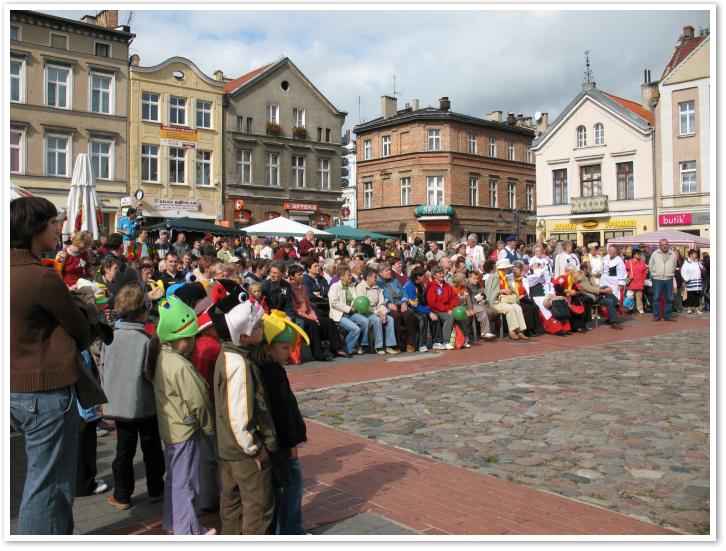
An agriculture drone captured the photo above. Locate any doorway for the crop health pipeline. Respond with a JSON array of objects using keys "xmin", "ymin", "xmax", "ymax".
[{"xmin": 582, "ymin": 231, "xmax": 602, "ymax": 248}]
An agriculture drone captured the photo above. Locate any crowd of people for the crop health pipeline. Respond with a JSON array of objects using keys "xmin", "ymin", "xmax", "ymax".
[{"xmin": 10, "ymin": 196, "xmax": 710, "ymax": 535}]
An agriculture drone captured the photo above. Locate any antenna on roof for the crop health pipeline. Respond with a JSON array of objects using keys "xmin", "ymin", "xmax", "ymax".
[
  {"xmin": 358, "ymin": 96, "xmax": 361, "ymax": 124},
  {"xmin": 392, "ymin": 75, "xmax": 401, "ymax": 98},
  {"xmin": 126, "ymin": 11, "xmax": 133, "ymax": 27},
  {"xmin": 582, "ymin": 50, "xmax": 596, "ymax": 90}
]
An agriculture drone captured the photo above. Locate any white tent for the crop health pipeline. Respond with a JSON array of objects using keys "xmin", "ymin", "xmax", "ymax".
[
  {"xmin": 243, "ymin": 216, "xmax": 331, "ymax": 238},
  {"xmin": 62, "ymin": 153, "xmax": 103, "ymax": 240}
]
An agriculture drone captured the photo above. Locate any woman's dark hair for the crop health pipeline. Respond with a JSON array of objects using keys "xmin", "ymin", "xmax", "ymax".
[
  {"xmin": 106, "ymin": 233, "xmax": 123, "ymax": 251},
  {"xmin": 336, "ymin": 240, "xmax": 346, "ymax": 250},
  {"xmin": 482, "ymin": 259, "xmax": 496, "ymax": 274},
  {"xmin": 10, "ymin": 197, "xmax": 58, "ymax": 250},
  {"xmin": 687, "ymin": 249, "xmax": 698, "ymax": 257},
  {"xmin": 302, "ymin": 257, "xmax": 318, "ymax": 271},
  {"xmin": 410, "ymin": 266, "xmax": 425, "ymax": 282},
  {"xmin": 288, "ymin": 264, "xmax": 304, "ymax": 278},
  {"xmin": 101, "ymin": 255, "xmax": 119, "ymax": 274}
]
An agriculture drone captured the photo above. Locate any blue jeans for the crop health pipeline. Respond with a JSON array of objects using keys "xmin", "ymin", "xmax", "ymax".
[
  {"xmin": 10, "ymin": 385, "xmax": 80, "ymax": 534},
  {"xmin": 274, "ymin": 457, "xmax": 304, "ymax": 535},
  {"xmin": 366, "ymin": 314, "xmax": 397, "ymax": 349},
  {"xmin": 595, "ymin": 293, "xmax": 623, "ymax": 324},
  {"xmin": 337, "ymin": 313, "xmax": 368, "ymax": 354},
  {"xmin": 652, "ymin": 278, "xmax": 674, "ymax": 320}
]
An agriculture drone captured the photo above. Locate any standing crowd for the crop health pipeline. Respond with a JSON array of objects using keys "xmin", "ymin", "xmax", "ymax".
[{"xmin": 10, "ymin": 196, "xmax": 709, "ymax": 535}]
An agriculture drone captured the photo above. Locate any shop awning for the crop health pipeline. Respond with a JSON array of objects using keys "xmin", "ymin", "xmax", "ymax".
[
  {"xmin": 607, "ymin": 230, "xmax": 709, "ymax": 250},
  {"xmin": 145, "ymin": 216, "xmax": 246, "ymax": 237},
  {"xmin": 243, "ymin": 216, "xmax": 331, "ymax": 238}
]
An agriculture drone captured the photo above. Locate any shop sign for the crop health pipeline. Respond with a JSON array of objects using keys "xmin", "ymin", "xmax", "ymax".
[
  {"xmin": 341, "ymin": 206, "xmax": 351, "ymax": 219},
  {"xmin": 236, "ymin": 209, "xmax": 251, "ymax": 223},
  {"xmin": 283, "ymin": 201, "xmax": 318, "ymax": 212},
  {"xmin": 120, "ymin": 196, "xmax": 132, "ymax": 207},
  {"xmin": 264, "ymin": 211, "xmax": 280, "ymax": 220},
  {"xmin": 553, "ymin": 223, "xmax": 577, "ymax": 231},
  {"xmin": 315, "ymin": 213, "xmax": 331, "ymax": 227},
  {"xmin": 659, "ymin": 212, "xmax": 710, "ymax": 226},
  {"xmin": 582, "ymin": 219, "xmax": 599, "ymax": 229},
  {"xmin": 160, "ymin": 125, "xmax": 198, "ymax": 149},
  {"xmin": 234, "ymin": 199, "xmax": 245, "ymax": 211},
  {"xmin": 604, "ymin": 220, "xmax": 636, "ymax": 229},
  {"xmin": 154, "ymin": 199, "xmax": 201, "ymax": 211},
  {"xmin": 414, "ymin": 205, "xmax": 455, "ymax": 217}
]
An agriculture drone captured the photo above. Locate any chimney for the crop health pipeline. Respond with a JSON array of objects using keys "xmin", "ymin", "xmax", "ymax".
[
  {"xmin": 683, "ymin": 25, "xmax": 695, "ymax": 39},
  {"xmin": 81, "ymin": 14, "xmax": 96, "ymax": 24},
  {"xmin": 129, "ymin": 54, "xmax": 140, "ymax": 66},
  {"xmin": 381, "ymin": 95, "xmax": 397, "ymax": 119},
  {"xmin": 535, "ymin": 112, "xmax": 549, "ymax": 135},
  {"xmin": 95, "ymin": 10, "xmax": 119, "ymax": 29},
  {"xmin": 486, "ymin": 110, "xmax": 502, "ymax": 122},
  {"xmin": 439, "ymin": 96, "xmax": 450, "ymax": 111},
  {"xmin": 412, "ymin": 99, "xmax": 420, "ymax": 111},
  {"xmin": 506, "ymin": 112, "xmax": 516, "ymax": 125},
  {"xmin": 214, "ymin": 70, "xmax": 224, "ymax": 82}
]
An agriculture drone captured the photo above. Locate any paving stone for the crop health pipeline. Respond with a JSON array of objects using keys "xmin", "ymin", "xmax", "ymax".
[{"xmin": 627, "ymin": 469, "xmax": 666, "ymax": 479}]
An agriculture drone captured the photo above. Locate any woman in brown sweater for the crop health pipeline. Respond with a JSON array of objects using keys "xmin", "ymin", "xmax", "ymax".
[{"xmin": 10, "ymin": 197, "xmax": 93, "ymax": 534}]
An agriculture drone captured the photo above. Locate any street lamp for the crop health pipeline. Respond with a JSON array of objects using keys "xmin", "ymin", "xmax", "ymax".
[{"xmin": 497, "ymin": 209, "xmax": 521, "ymax": 240}]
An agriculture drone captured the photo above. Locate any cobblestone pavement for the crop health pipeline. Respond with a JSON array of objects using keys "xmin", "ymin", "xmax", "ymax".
[{"xmin": 297, "ymin": 328, "xmax": 710, "ymax": 535}]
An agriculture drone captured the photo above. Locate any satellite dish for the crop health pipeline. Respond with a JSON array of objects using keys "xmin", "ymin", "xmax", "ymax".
[{"xmin": 535, "ymin": 111, "xmax": 543, "ymax": 122}]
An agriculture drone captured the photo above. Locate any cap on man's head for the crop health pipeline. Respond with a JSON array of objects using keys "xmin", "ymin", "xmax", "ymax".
[
  {"xmin": 588, "ymin": 242, "xmax": 599, "ymax": 249},
  {"xmin": 505, "ymin": 235, "xmax": 517, "ymax": 243}
]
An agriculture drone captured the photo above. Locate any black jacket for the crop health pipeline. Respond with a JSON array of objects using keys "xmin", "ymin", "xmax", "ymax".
[
  {"xmin": 262, "ymin": 278, "xmax": 294, "ymax": 318},
  {"xmin": 258, "ymin": 359, "xmax": 306, "ymax": 452},
  {"xmin": 361, "ymin": 242, "xmax": 375, "ymax": 259}
]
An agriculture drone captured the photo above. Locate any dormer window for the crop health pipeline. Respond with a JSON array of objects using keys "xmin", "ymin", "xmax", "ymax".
[
  {"xmin": 576, "ymin": 125, "xmax": 587, "ymax": 148},
  {"xmin": 594, "ymin": 123, "xmax": 604, "ymax": 145}
]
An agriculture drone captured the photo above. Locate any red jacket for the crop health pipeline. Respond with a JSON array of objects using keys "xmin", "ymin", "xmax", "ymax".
[
  {"xmin": 625, "ymin": 258, "xmax": 648, "ymax": 291},
  {"xmin": 192, "ymin": 335, "xmax": 221, "ymax": 402},
  {"xmin": 425, "ymin": 280, "xmax": 458, "ymax": 313}
]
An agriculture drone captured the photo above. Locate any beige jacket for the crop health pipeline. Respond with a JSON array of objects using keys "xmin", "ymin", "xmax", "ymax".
[
  {"xmin": 355, "ymin": 281, "xmax": 388, "ymax": 316},
  {"xmin": 327, "ymin": 280, "xmax": 360, "ymax": 322}
]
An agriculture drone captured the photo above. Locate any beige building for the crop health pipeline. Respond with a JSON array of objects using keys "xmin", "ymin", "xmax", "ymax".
[
  {"xmin": 531, "ymin": 79, "xmax": 656, "ymax": 247},
  {"xmin": 10, "ymin": 10, "xmax": 133, "ymax": 232},
  {"xmin": 653, "ymin": 26, "xmax": 710, "ymax": 236},
  {"xmin": 128, "ymin": 56, "xmax": 225, "ymax": 223}
]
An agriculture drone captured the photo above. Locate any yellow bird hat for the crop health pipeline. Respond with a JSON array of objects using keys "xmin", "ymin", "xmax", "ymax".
[{"xmin": 262, "ymin": 309, "xmax": 310, "ymax": 348}]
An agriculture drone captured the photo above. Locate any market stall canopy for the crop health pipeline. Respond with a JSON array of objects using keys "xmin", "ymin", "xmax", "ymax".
[
  {"xmin": 243, "ymin": 217, "xmax": 331, "ymax": 238},
  {"xmin": 607, "ymin": 230, "xmax": 709, "ymax": 250},
  {"xmin": 145, "ymin": 217, "xmax": 246, "ymax": 237},
  {"xmin": 324, "ymin": 225, "xmax": 396, "ymax": 241}
]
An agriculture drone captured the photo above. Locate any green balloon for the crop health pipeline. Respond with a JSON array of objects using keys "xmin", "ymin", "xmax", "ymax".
[
  {"xmin": 352, "ymin": 296, "xmax": 370, "ymax": 315},
  {"xmin": 452, "ymin": 306, "xmax": 468, "ymax": 321}
]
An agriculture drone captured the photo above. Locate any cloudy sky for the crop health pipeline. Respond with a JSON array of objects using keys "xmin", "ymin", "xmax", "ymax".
[{"xmin": 46, "ymin": 7, "xmax": 710, "ymax": 133}]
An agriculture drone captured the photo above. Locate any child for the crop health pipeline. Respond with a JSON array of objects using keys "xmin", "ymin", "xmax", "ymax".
[
  {"xmin": 149, "ymin": 295, "xmax": 215, "ymax": 535},
  {"xmin": 464, "ymin": 271, "xmax": 497, "ymax": 340},
  {"xmin": 248, "ymin": 281, "xmax": 268, "ymax": 313},
  {"xmin": 210, "ymin": 288, "xmax": 278, "ymax": 535},
  {"xmin": 253, "ymin": 312, "xmax": 310, "ymax": 535},
  {"xmin": 100, "ymin": 283, "xmax": 165, "ymax": 509}
]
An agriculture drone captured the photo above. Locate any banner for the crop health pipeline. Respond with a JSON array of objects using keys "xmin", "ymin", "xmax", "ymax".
[{"xmin": 160, "ymin": 125, "xmax": 198, "ymax": 149}]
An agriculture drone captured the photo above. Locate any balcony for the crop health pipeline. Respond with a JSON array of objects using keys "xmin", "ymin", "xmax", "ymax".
[{"xmin": 570, "ymin": 195, "xmax": 608, "ymax": 214}]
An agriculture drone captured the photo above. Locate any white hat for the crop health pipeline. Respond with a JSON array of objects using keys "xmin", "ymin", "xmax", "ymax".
[
  {"xmin": 496, "ymin": 258, "xmax": 513, "ymax": 270},
  {"xmin": 467, "ymin": 233, "xmax": 478, "ymax": 242},
  {"xmin": 224, "ymin": 299, "xmax": 265, "ymax": 345},
  {"xmin": 588, "ymin": 242, "xmax": 599, "ymax": 248}
]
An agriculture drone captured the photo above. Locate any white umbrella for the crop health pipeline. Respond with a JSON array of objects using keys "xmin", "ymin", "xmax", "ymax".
[
  {"xmin": 62, "ymin": 153, "xmax": 104, "ymax": 240},
  {"xmin": 243, "ymin": 216, "xmax": 331, "ymax": 238}
]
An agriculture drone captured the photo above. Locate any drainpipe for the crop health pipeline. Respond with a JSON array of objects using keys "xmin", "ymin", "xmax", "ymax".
[
  {"xmin": 221, "ymin": 95, "xmax": 228, "ymax": 222},
  {"xmin": 651, "ymin": 127, "xmax": 658, "ymax": 232}
]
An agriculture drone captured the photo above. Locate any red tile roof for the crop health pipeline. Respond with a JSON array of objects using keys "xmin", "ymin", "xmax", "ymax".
[
  {"xmin": 223, "ymin": 63, "xmax": 273, "ymax": 94},
  {"xmin": 660, "ymin": 35, "xmax": 705, "ymax": 79},
  {"xmin": 602, "ymin": 91, "xmax": 654, "ymax": 125}
]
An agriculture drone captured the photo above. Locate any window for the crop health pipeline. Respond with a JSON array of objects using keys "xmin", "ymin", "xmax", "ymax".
[
  {"xmin": 428, "ymin": 129, "xmax": 441, "ymax": 151},
  {"xmin": 196, "ymin": 100, "xmax": 212, "ymax": 129},
  {"xmin": 426, "ymin": 176, "xmax": 444, "ymax": 206},
  {"xmin": 196, "ymin": 150, "xmax": 212, "ymax": 186},
  {"xmin": 469, "ymin": 177, "xmax": 478, "ymax": 206},
  {"xmin": 236, "ymin": 116, "xmax": 244, "ymax": 131},
  {"xmin": 679, "ymin": 101, "xmax": 696, "ymax": 135},
  {"xmin": 363, "ymin": 182, "xmax": 373, "ymax": 209},
  {"xmin": 317, "ymin": 128, "xmax": 322, "ymax": 142},
  {"xmin": 382, "ymin": 136, "xmax": 391, "ymax": 157},
  {"xmin": 293, "ymin": 108, "xmax": 305, "ymax": 127},
  {"xmin": 508, "ymin": 141, "xmax": 515, "ymax": 160},
  {"xmin": 469, "ymin": 134, "xmax": 477, "ymax": 154},
  {"xmin": 10, "ymin": 130, "xmax": 24, "ymax": 174},
  {"xmin": 10, "ymin": 25, "xmax": 20, "ymax": 41},
  {"xmin": 680, "ymin": 161, "xmax": 697, "ymax": 194},
  {"xmin": 236, "ymin": 150, "xmax": 252, "ymax": 184},
  {"xmin": 46, "ymin": 65, "xmax": 70, "ymax": 109},
  {"xmin": 576, "ymin": 125, "xmax": 587, "ymax": 148},
  {"xmin": 526, "ymin": 183, "xmax": 535, "ymax": 211},
  {"xmin": 266, "ymin": 104, "xmax": 279, "ymax": 124},
  {"xmin": 11, "ymin": 57, "xmax": 25, "ymax": 103},
  {"xmin": 616, "ymin": 161, "xmax": 634, "ymax": 200},
  {"xmin": 142, "ymin": 92, "xmax": 159, "ymax": 121},
  {"xmin": 90, "ymin": 73, "xmax": 112, "ymax": 114},
  {"xmin": 400, "ymin": 177, "xmax": 411, "ymax": 206},
  {"xmin": 552, "ymin": 169, "xmax": 568, "ymax": 205},
  {"xmin": 246, "ymin": 117, "xmax": 253, "ymax": 133},
  {"xmin": 45, "ymin": 135, "xmax": 69, "ymax": 176},
  {"xmin": 364, "ymin": 140, "xmax": 372, "ymax": 160},
  {"xmin": 90, "ymin": 139, "xmax": 112, "ymax": 180},
  {"xmin": 580, "ymin": 164, "xmax": 601, "ymax": 197},
  {"xmin": 325, "ymin": 128, "xmax": 331, "ymax": 142},
  {"xmin": 169, "ymin": 147, "xmax": 185, "ymax": 184},
  {"xmin": 594, "ymin": 123, "xmax": 605, "ymax": 145},
  {"xmin": 170, "ymin": 96, "xmax": 186, "ymax": 125},
  {"xmin": 266, "ymin": 152, "xmax": 280, "ymax": 186},
  {"xmin": 488, "ymin": 137, "xmax": 496, "ymax": 157},
  {"xmin": 489, "ymin": 179, "xmax": 498, "ymax": 207},
  {"xmin": 318, "ymin": 158, "xmax": 331, "ymax": 189},
  {"xmin": 141, "ymin": 144, "xmax": 159, "ymax": 182},
  {"xmin": 507, "ymin": 181, "xmax": 516, "ymax": 209},
  {"xmin": 526, "ymin": 146, "xmax": 532, "ymax": 164},
  {"xmin": 94, "ymin": 42, "xmax": 110, "ymax": 58},
  {"xmin": 292, "ymin": 155, "xmax": 305, "ymax": 188},
  {"xmin": 49, "ymin": 32, "xmax": 68, "ymax": 50}
]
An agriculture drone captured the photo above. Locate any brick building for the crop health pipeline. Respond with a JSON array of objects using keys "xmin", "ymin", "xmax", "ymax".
[{"xmin": 353, "ymin": 96, "xmax": 536, "ymax": 245}]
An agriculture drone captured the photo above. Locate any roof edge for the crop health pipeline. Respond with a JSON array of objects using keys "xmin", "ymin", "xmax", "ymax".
[{"xmin": 131, "ymin": 56, "xmax": 224, "ymax": 88}]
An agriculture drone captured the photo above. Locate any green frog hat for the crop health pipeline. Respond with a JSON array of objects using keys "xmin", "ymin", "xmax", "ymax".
[{"xmin": 157, "ymin": 295, "xmax": 198, "ymax": 343}]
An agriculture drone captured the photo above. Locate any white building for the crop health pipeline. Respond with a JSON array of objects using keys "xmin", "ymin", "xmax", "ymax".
[
  {"xmin": 340, "ymin": 138, "xmax": 357, "ymax": 227},
  {"xmin": 530, "ymin": 80, "xmax": 656, "ymax": 247}
]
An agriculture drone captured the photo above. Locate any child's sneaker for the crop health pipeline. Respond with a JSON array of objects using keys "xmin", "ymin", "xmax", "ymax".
[
  {"xmin": 432, "ymin": 343, "xmax": 445, "ymax": 350},
  {"xmin": 444, "ymin": 343, "xmax": 455, "ymax": 350},
  {"xmin": 93, "ymin": 479, "xmax": 109, "ymax": 495}
]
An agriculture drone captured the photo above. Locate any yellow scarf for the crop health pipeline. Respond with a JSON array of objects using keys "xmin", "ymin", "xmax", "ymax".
[
  {"xmin": 513, "ymin": 275, "xmax": 526, "ymax": 297},
  {"xmin": 497, "ymin": 270, "xmax": 512, "ymax": 292}
]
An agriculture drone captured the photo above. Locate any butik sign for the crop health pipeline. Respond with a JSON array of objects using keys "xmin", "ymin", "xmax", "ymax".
[{"xmin": 659, "ymin": 212, "xmax": 710, "ymax": 226}]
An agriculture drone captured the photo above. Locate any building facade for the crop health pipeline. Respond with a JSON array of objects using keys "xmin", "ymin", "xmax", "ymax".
[
  {"xmin": 222, "ymin": 58, "xmax": 346, "ymax": 229},
  {"xmin": 128, "ymin": 56, "xmax": 225, "ymax": 224},
  {"xmin": 10, "ymin": 9, "xmax": 133, "ymax": 232},
  {"xmin": 354, "ymin": 97, "xmax": 536, "ymax": 244},
  {"xmin": 654, "ymin": 26, "xmax": 710, "ymax": 236},
  {"xmin": 340, "ymin": 137, "xmax": 357, "ymax": 227},
  {"xmin": 531, "ymin": 83, "xmax": 656, "ymax": 247}
]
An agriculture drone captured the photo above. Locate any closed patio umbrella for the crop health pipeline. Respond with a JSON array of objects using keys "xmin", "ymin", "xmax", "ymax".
[{"xmin": 62, "ymin": 153, "xmax": 104, "ymax": 240}]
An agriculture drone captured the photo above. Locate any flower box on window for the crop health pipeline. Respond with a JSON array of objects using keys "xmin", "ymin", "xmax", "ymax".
[
  {"xmin": 266, "ymin": 121, "xmax": 282, "ymax": 136},
  {"xmin": 292, "ymin": 126, "xmax": 307, "ymax": 139}
]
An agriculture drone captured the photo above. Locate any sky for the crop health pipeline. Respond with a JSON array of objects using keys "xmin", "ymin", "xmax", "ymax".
[{"xmin": 45, "ymin": 7, "xmax": 711, "ymax": 134}]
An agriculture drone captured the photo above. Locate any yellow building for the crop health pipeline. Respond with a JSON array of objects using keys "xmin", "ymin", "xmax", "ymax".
[{"xmin": 128, "ymin": 55, "xmax": 225, "ymax": 223}]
